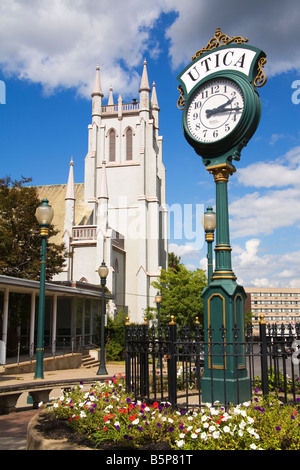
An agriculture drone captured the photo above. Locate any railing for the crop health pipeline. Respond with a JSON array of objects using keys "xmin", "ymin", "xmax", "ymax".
[
  {"xmin": 72, "ymin": 226, "xmax": 124, "ymax": 250},
  {"xmin": 125, "ymin": 318, "xmax": 300, "ymax": 409},
  {"xmin": 72, "ymin": 225, "xmax": 97, "ymax": 243},
  {"xmin": 102, "ymin": 102, "xmax": 139, "ymax": 115}
]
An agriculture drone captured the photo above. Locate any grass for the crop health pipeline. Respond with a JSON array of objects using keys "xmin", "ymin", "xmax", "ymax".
[{"xmin": 47, "ymin": 373, "xmax": 300, "ymax": 450}]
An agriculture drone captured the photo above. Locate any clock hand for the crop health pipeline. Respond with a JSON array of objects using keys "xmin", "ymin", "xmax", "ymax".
[
  {"xmin": 205, "ymin": 97, "xmax": 236, "ymax": 118},
  {"xmin": 206, "ymin": 106, "xmax": 243, "ymax": 118}
]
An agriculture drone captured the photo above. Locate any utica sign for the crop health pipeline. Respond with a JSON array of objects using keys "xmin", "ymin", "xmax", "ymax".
[{"xmin": 179, "ymin": 47, "xmax": 258, "ymax": 96}]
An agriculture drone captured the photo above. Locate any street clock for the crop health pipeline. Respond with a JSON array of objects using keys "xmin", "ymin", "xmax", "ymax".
[{"xmin": 177, "ymin": 28, "xmax": 267, "ymax": 167}]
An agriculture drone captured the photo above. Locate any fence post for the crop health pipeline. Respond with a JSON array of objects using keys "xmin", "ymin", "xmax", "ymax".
[
  {"xmin": 168, "ymin": 316, "xmax": 177, "ymax": 407},
  {"xmin": 140, "ymin": 318, "xmax": 149, "ymax": 397},
  {"xmin": 125, "ymin": 317, "xmax": 131, "ymax": 393},
  {"xmin": 259, "ymin": 314, "xmax": 269, "ymax": 396}
]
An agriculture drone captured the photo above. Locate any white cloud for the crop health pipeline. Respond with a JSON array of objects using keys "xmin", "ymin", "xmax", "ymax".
[
  {"xmin": 230, "ymin": 146, "xmax": 300, "ymax": 238},
  {"xmin": 0, "ymin": 0, "xmax": 174, "ymax": 97},
  {"xmin": 1, "ymin": 0, "xmax": 300, "ymax": 97},
  {"xmin": 168, "ymin": 242, "xmax": 200, "ymax": 260},
  {"xmin": 166, "ymin": 0, "xmax": 300, "ymax": 76},
  {"xmin": 232, "ymin": 239, "xmax": 300, "ymax": 288}
]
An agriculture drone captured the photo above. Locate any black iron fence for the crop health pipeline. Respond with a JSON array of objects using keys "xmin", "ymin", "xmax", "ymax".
[{"xmin": 125, "ymin": 316, "xmax": 300, "ymax": 409}]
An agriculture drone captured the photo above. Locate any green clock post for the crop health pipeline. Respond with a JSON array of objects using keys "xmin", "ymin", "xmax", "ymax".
[{"xmin": 177, "ymin": 28, "xmax": 267, "ymax": 404}]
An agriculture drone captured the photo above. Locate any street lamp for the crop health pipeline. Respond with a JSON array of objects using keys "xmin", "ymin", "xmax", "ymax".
[
  {"xmin": 34, "ymin": 198, "xmax": 54, "ymax": 379},
  {"xmin": 201, "ymin": 206, "xmax": 216, "ymax": 284},
  {"xmin": 97, "ymin": 261, "xmax": 109, "ymax": 375},
  {"xmin": 155, "ymin": 292, "xmax": 162, "ymax": 367}
]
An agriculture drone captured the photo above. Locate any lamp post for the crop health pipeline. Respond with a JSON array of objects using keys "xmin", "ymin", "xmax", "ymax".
[
  {"xmin": 34, "ymin": 198, "xmax": 54, "ymax": 379},
  {"xmin": 97, "ymin": 261, "xmax": 109, "ymax": 375},
  {"xmin": 155, "ymin": 292, "xmax": 162, "ymax": 367},
  {"xmin": 201, "ymin": 207, "xmax": 216, "ymax": 285}
]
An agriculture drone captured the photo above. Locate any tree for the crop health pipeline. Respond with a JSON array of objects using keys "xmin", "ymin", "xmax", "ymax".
[
  {"xmin": 0, "ymin": 176, "xmax": 66, "ymax": 280},
  {"xmin": 152, "ymin": 262, "xmax": 207, "ymax": 327}
]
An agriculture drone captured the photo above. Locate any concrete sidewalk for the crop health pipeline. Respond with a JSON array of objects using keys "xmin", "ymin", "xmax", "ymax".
[{"xmin": 0, "ymin": 362, "xmax": 126, "ymax": 451}]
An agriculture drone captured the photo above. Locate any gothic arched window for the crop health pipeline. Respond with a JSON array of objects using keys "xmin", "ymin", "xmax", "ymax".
[
  {"xmin": 108, "ymin": 129, "xmax": 116, "ymax": 162},
  {"xmin": 125, "ymin": 127, "xmax": 133, "ymax": 161}
]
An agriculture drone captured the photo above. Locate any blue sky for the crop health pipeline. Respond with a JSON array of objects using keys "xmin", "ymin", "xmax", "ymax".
[{"xmin": 1, "ymin": 0, "xmax": 300, "ymax": 289}]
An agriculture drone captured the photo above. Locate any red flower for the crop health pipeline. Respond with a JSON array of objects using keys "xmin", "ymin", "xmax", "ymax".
[{"xmin": 152, "ymin": 402, "xmax": 159, "ymax": 408}]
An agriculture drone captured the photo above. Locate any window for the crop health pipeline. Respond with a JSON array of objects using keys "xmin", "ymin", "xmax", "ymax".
[
  {"xmin": 126, "ymin": 127, "xmax": 133, "ymax": 161},
  {"xmin": 109, "ymin": 129, "xmax": 116, "ymax": 162}
]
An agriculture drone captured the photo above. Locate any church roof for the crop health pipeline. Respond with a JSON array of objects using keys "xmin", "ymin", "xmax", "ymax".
[{"xmin": 35, "ymin": 183, "xmax": 91, "ymax": 243}]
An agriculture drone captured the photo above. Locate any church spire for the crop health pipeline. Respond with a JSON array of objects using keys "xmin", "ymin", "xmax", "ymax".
[
  {"xmin": 139, "ymin": 59, "xmax": 151, "ymax": 93},
  {"xmin": 91, "ymin": 65, "xmax": 103, "ymax": 97},
  {"xmin": 91, "ymin": 65, "xmax": 103, "ymax": 122},
  {"xmin": 108, "ymin": 85, "xmax": 114, "ymax": 105},
  {"xmin": 139, "ymin": 59, "xmax": 151, "ymax": 117},
  {"xmin": 65, "ymin": 157, "xmax": 75, "ymax": 202},
  {"xmin": 151, "ymin": 81, "xmax": 160, "ymax": 128}
]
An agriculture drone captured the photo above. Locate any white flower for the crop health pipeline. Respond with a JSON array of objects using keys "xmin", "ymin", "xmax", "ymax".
[
  {"xmin": 250, "ymin": 443, "xmax": 257, "ymax": 450},
  {"xmin": 168, "ymin": 418, "xmax": 173, "ymax": 423},
  {"xmin": 114, "ymin": 421, "xmax": 120, "ymax": 427},
  {"xmin": 179, "ymin": 433, "xmax": 185, "ymax": 439},
  {"xmin": 176, "ymin": 439, "xmax": 185, "ymax": 448},
  {"xmin": 186, "ymin": 426, "xmax": 193, "ymax": 432},
  {"xmin": 238, "ymin": 430, "xmax": 244, "ymax": 437},
  {"xmin": 53, "ymin": 403, "xmax": 59, "ymax": 408},
  {"xmin": 223, "ymin": 426, "xmax": 230, "ymax": 433},
  {"xmin": 132, "ymin": 418, "xmax": 139, "ymax": 425},
  {"xmin": 201, "ymin": 415, "xmax": 208, "ymax": 422},
  {"xmin": 247, "ymin": 416, "xmax": 255, "ymax": 424},
  {"xmin": 203, "ymin": 422, "xmax": 209, "ymax": 428},
  {"xmin": 191, "ymin": 433, "xmax": 197, "ymax": 439},
  {"xmin": 80, "ymin": 411, "xmax": 86, "ymax": 418},
  {"xmin": 200, "ymin": 432, "xmax": 207, "ymax": 440},
  {"xmin": 209, "ymin": 425, "xmax": 216, "ymax": 432},
  {"xmin": 212, "ymin": 431, "xmax": 220, "ymax": 439}
]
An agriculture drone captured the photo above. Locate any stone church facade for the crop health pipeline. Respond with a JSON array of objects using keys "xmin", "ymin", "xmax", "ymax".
[{"xmin": 38, "ymin": 61, "xmax": 168, "ymax": 323}]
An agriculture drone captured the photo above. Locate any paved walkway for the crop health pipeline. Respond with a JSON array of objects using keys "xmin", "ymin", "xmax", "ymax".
[{"xmin": 0, "ymin": 362, "xmax": 125, "ymax": 450}]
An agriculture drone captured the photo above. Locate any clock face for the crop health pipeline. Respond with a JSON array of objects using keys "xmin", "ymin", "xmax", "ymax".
[{"xmin": 186, "ymin": 78, "xmax": 244, "ymax": 144}]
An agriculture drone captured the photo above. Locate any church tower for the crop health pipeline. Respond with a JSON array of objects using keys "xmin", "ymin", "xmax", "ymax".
[{"xmin": 62, "ymin": 61, "xmax": 168, "ymax": 322}]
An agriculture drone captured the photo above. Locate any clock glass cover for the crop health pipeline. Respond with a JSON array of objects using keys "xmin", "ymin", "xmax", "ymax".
[{"xmin": 186, "ymin": 78, "xmax": 244, "ymax": 143}]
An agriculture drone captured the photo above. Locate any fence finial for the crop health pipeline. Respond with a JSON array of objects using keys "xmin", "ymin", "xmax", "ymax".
[
  {"xmin": 143, "ymin": 318, "xmax": 148, "ymax": 325},
  {"xmin": 195, "ymin": 317, "xmax": 200, "ymax": 324},
  {"xmin": 169, "ymin": 315, "xmax": 176, "ymax": 325},
  {"xmin": 259, "ymin": 314, "xmax": 266, "ymax": 324},
  {"xmin": 125, "ymin": 316, "xmax": 130, "ymax": 325}
]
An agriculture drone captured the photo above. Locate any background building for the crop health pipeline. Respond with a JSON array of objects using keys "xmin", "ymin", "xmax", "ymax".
[{"xmin": 245, "ymin": 287, "xmax": 300, "ymax": 328}]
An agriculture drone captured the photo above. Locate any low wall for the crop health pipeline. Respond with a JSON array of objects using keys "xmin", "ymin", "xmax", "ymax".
[
  {"xmin": 3, "ymin": 353, "xmax": 82, "ymax": 375},
  {"xmin": 27, "ymin": 410, "xmax": 93, "ymax": 450}
]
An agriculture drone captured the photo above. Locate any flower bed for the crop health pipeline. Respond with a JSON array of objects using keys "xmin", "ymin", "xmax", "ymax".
[{"xmin": 45, "ymin": 374, "xmax": 300, "ymax": 450}]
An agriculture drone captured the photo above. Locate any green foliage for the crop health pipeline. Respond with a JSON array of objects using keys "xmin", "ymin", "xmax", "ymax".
[
  {"xmin": 0, "ymin": 176, "xmax": 66, "ymax": 280},
  {"xmin": 105, "ymin": 309, "xmax": 127, "ymax": 361},
  {"xmin": 152, "ymin": 261, "xmax": 207, "ymax": 327}
]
